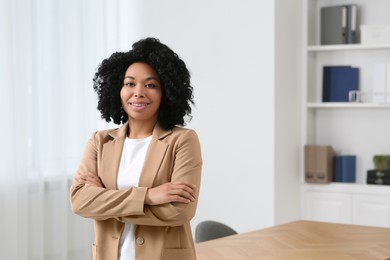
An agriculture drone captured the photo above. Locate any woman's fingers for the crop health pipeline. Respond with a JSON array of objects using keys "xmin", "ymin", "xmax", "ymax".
[
  {"xmin": 77, "ymin": 172, "xmax": 87, "ymax": 183},
  {"xmin": 180, "ymin": 182, "xmax": 197, "ymax": 200},
  {"xmin": 170, "ymin": 186, "xmax": 196, "ymax": 201},
  {"xmin": 167, "ymin": 182, "xmax": 196, "ymax": 201},
  {"xmin": 145, "ymin": 181, "xmax": 197, "ymax": 205},
  {"xmin": 76, "ymin": 172, "xmax": 104, "ymax": 188}
]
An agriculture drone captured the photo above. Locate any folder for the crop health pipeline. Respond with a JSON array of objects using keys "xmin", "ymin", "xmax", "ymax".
[
  {"xmin": 321, "ymin": 5, "xmax": 347, "ymax": 45},
  {"xmin": 347, "ymin": 5, "xmax": 358, "ymax": 43},
  {"xmin": 322, "ymin": 66, "xmax": 359, "ymax": 102}
]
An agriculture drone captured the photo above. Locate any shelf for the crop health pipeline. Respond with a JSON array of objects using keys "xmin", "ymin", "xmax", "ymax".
[
  {"xmin": 307, "ymin": 103, "xmax": 390, "ymax": 109},
  {"xmin": 303, "ymin": 182, "xmax": 390, "ymax": 195},
  {"xmin": 307, "ymin": 44, "xmax": 390, "ymax": 52}
]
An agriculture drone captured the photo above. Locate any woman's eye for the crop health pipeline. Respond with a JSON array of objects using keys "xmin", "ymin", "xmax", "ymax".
[
  {"xmin": 125, "ymin": 82, "xmax": 135, "ymax": 87},
  {"xmin": 145, "ymin": 83, "xmax": 156, "ymax": 88}
]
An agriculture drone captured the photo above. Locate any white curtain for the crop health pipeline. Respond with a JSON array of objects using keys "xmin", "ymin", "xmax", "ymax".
[{"xmin": 0, "ymin": 0, "xmax": 139, "ymax": 259}]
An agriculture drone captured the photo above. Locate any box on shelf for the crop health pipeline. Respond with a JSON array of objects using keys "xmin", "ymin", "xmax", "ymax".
[
  {"xmin": 304, "ymin": 145, "xmax": 335, "ymax": 184},
  {"xmin": 360, "ymin": 25, "xmax": 390, "ymax": 44}
]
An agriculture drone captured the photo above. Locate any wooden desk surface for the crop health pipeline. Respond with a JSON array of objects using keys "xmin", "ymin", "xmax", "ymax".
[{"xmin": 195, "ymin": 220, "xmax": 390, "ymax": 260}]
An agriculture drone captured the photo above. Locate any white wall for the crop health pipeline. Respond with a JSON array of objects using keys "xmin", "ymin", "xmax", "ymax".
[
  {"xmin": 274, "ymin": 0, "xmax": 302, "ymax": 224},
  {"xmin": 128, "ymin": 0, "xmax": 277, "ymax": 233}
]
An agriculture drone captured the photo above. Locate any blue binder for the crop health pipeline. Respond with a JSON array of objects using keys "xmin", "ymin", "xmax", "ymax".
[
  {"xmin": 322, "ymin": 66, "xmax": 359, "ymax": 102},
  {"xmin": 334, "ymin": 155, "xmax": 356, "ymax": 183}
]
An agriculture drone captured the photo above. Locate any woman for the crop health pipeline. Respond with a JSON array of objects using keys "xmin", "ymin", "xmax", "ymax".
[{"xmin": 70, "ymin": 38, "xmax": 202, "ymax": 260}]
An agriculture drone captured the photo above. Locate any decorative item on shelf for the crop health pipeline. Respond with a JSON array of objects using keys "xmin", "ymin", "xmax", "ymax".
[
  {"xmin": 360, "ymin": 25, "xmax": 390, "ymax": 45},
  {"xmin": 348, "ymin": 90, "xmax": 361, "ymax": 102},
  {"xmin": 333, "ymin": 155, "xmax": 356, "ymax": 183},
  {"xmin": 322, "ymin": 66, "xmax": 359, "ymax": 102},
  {"xmin": 304, "ymin": 145, "xmax": 335, "ymax": 184},
  {"xmin": 373, "ymin": 155, "xmax": 390, "ymax": 170},
  {"xmin": 367, "ymin": 155, "xmax": 390, "ymax": 185},
  {"xmin": 321, "ymin": 4, "xmax": 359, "ymax": 45}
]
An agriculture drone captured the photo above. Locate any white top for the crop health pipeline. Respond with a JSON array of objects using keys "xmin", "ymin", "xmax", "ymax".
[{"xmin": 117, "ymin": 136, "xmax": 152, "ymax": 260}]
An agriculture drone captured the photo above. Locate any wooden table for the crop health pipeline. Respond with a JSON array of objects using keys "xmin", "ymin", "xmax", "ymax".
[{"xmin": 195, "ymin": 220, "xmax": 390, "ymax": 260}]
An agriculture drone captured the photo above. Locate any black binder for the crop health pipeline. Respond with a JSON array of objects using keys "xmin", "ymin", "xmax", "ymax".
[
  {"xmin": 321, "ymin": 5, "xmax": 347, "ymax": 45},
  {"xmin": 347, "ymin": 4, "xmax": 358, "ymax": 43}
]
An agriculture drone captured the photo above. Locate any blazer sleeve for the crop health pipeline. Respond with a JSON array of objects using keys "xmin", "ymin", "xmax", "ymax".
[
  {"xmin": 69, "ymin": 132, "xmax": 148, "ymax": 219},
  {"xmin": 116, "ymin": 129, "xmax": 203, "ymax": 226}
]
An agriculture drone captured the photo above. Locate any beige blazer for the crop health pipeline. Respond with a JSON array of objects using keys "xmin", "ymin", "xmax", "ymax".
[{"xmin": 70, "ymin": 122, "xmax": 202, "ymax": 260}]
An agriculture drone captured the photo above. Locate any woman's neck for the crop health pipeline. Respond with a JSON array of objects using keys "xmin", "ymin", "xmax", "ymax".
[{"xmin": 128, "ymin": 120, "xmax": 156, "ymax": 139}]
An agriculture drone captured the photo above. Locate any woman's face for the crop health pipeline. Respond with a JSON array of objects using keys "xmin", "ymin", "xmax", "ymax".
[{"xmin": 121, "ymin": 62, "xmax": 162, "ymax": 126}]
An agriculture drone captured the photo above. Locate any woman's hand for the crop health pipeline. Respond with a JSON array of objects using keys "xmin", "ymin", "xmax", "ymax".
[
  {"xmin": 77, "ymin": 172, "xmax": 105, "ymax": 188},
  {"xmin": 145, "ymin": 181, "xmax": 197, "ymax": 205}
]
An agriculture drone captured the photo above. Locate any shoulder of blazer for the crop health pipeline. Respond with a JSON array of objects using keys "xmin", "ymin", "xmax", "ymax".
[
  {"xmin": 94, "ymin": 122, "xmax": 175, "ymax": 142},
  {"xmin": 92, "ymin": 122, "xmax": 198, "ymax": 145},
  {"xmin": 161, "ymin": 127, "xmax": 200, "ymax": 148}
]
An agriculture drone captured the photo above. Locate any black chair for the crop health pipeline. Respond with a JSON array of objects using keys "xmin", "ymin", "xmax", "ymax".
[{"xmin": 195, "ymin": 220, "xmax": 238, "ymax": 243}]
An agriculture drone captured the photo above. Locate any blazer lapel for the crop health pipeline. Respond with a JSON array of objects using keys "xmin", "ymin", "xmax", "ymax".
[
  {"xmin": 100, "ymin": 123, "xmax": 129, "ymax": 189},
  {"xmin": 138, "ymin": 124, "xmax": 171, "ymax": 188}
]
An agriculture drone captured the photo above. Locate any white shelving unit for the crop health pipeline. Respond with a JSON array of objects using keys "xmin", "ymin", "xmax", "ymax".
[
  {"xmin": 307, "ymin": 43, "xmax": 390, "ymax": 52},
  {"xmin": 301, "ymin": 0, "xmax": 390, "ymax": 227}
]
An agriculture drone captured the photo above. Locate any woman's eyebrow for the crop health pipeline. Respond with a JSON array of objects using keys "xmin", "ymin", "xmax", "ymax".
[
  {"xmin": 124, "ymin": 76, "xmax": 159, "ymax": 81},
  {"xmin": 145, "ymin": 76, "xmax": 160, "ymax": 82}
]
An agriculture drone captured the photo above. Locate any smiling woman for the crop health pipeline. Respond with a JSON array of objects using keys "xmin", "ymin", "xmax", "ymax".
[
  {"xmin": 70, "ymin": 38, "xmax": 202, "ymax": 260},
  {"xmin": 121, "ymin": 62, "xmax": 162, "ymax": 137}
]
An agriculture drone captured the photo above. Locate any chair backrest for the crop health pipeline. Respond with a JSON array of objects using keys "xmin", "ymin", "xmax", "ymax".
[{"xmin": 195, "ymin": 220, "xmax": 238, "ymax": 243}]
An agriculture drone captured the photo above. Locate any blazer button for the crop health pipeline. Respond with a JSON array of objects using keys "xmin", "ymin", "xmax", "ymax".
[{"xmin": 136, "ymin": 237, "xmax": 145, "ymax": 245}]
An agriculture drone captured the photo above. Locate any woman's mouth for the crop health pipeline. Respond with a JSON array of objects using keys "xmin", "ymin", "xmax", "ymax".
[
  {"xmin": 130, "ymin": 102, "xmax": 149, "ymax": 111},
  {"xmin": 131, "ymin": 103, "xmax": 148, "ymax": 107}
]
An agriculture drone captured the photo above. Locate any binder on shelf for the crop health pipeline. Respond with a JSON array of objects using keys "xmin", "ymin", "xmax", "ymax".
[
  {"xmin": 334, "ymin": 155, "xmax": 356, "ymax": 183},
  {"xmin": 346, "ymin": 4, "xmax": 358, "ymax": 43},
  {"xmin": 320, "ymin": 4, "xmax": 360, "ymax": 45},
  {"xmin": 304, "ymin": 145, "xmax": 335, "ymax": 184},
  {"xmin": 321, "ymin": 5, "xmax": 347, "ymax": 45},
  {"xmin": 322, "ymin": 66, "xmax": 359, "ymax": 102}
]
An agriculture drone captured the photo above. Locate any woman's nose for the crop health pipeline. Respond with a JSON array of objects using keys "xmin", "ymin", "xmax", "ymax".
[{"xmin": 133, "ymin": 85, "xmax": 145, "ymax": 97}]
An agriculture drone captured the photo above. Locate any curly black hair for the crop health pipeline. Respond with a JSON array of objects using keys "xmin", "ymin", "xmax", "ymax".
[{"xmin": 93, "ymin": 37, "xmax": 194, "ymax": 130}]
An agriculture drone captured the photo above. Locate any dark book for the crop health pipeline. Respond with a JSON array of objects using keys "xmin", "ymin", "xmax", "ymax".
[
  {"xmin": 367, "ymin": 169, "xmax": 390, "ymax": 178},
  {"xmin": 322, "ymin": 66, "xmax": 359, "ymax": 102}
]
